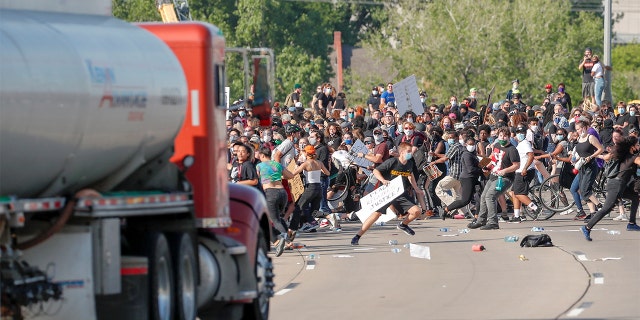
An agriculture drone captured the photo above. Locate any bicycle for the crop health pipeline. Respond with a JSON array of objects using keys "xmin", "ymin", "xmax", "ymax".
[{"xmin": 326, "ymin": 151, "xmax": 374, "ymax": 212}]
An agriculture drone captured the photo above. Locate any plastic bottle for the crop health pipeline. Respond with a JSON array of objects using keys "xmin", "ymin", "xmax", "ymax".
[
  {"xmin": 374, "ymin": 221, "xmax": 385, "ymax": 226},
  {"xmin": 459, "ymin": 228, "xmax": 470, "ymax": 234},
  {"xmin": 531, "ymin": 227, "xmax": 544, "ymax": 232},
  {"xmin": 391, "ymin": 248, "xmax": 401, "ymax": 253},
  {"xmin": 495, "ymin": 176, "xmax": 504, "ymax": 191},
  {"xmin": 504, "ymin": 236, "xmax": 519, "ymax": 242},
  {"xmin": 403, "ymin": 243, "xmax": 411, "ymax": 248},
  {"xmin": 606, "ymin": 230, "xmax": 621, "ymax": 235},
  {"xmin": 439, "ymin": 227, "xmax": 449, "ymax": 232},
  {"xmin": 308, "ymin": 253, "xmax": 319, "ymax": 260},
  {"xmin": 388, "ymin": 239, "xmax": 398, "ymax": 245}
]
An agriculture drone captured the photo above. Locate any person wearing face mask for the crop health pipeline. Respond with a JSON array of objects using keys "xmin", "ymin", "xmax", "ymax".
[
  {"xmin": 350, "ymin": 142, "xmax": 427, "ymax": 246},
  {"xmin": 443, "ymin": 137, "xmax": 482, "ymax": 219},
  {"xmin": 448, "ymin": 96, "xmax": 459, "ymax": 114},
  {"xmin": 535, "ymin": 128, "xmax": 570, "ymax": 176},
  {"xmin": 367, "ymin": 86, "xmax": 382, "ymax": 115},
  {"xmin": 317, "ymin": 85, "xmax": 335, "ymax": 116},
  {"xmin": 358, "ymin": 128, "xmax": 390, "ymax": 166},
  {"xmin": 570, "ymin": 120, "xmax": 604, "ymax": 221},
  {"xmin": 627, "ymin": 104, "xmax": 639, "ymax": 131},
  {"xmin": 468, "ymin": 127, "xmax": 520, "ymax": 230},
  {"xmin": 273, "ymin": 124, "xmax": 301, "ymax": 167},
  {"xmin": 613, "ymin": 101, "xmax": 630, "ymax": 132},
  {"xmin": 425, "ymin": 127, "xmax": 448, "ymax": 217},
  {"xmin": 380, "ymin": 82, "xmax": 395, "ymax": 106},
  {"xmin": 508, "ymin": 125, "xmax": 542, "ymax": 222},
  {"xmin": 431, "ymin": 131, "xmax": 464, "ymax": 219},
  {"xmin": 554, "ymin": 83, "xmax": 572, "ymax": 110}
]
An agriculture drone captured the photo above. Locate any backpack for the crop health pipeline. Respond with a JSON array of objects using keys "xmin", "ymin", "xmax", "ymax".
[
  {"xmin": 520, "ymin": 234, "xmax": 554, "ymax": 247},
  {"xmin": 532, "ymin": 132, "xmax": 547, "ymax": 151},
  {"xmin": 284, "ymin": 92, "xmax": 294, "ymax": 108}
]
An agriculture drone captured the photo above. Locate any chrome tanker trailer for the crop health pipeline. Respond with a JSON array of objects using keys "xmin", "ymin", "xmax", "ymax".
[{"xmin": 0, "ymin": 7, "xmax": 272, "ymax": 320}]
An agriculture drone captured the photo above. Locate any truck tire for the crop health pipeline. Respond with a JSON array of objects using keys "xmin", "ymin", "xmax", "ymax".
[
  {"xmin": 148, "ymin": 233, "xmax": 175, "ymax": 320},
  {"xmin": 171, "ymin": 232, "xmax": 197, "ymax": 320},
  {"xmin": 243, "ymin": 228, "xmax": 272, "ymax": 320}
]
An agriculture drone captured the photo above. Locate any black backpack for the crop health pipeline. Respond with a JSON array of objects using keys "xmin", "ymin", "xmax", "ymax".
[
  {"xmin": 532, "ymin": 132, "xmax": 547, "ymax": 151},
  {"xmin": 520, "ymin": 234, "xmax": 554, "ymax": 247}
]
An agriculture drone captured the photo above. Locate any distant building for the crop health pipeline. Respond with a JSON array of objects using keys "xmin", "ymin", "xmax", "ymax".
[{"xmin": 613, "ymin": 0, "xmax": 640, "ymax": 44}]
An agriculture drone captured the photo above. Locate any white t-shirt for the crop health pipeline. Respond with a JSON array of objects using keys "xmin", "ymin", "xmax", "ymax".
[
  {"xmin": 591, "ymin": 62, "xmax": 604, "ymax": 78},
  {"xmin": 516, "ymin": 139, "xmax": 535, "ymax": 173},
  {"xmin": 273, "ymin": 139, "xmax": 295, "ymax": 167}
]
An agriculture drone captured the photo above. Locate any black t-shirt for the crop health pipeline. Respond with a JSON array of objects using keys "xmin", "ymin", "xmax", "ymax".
[
  {"xmin": 375, "ymin": 156, "xmax": 418, "ymax": 190},
  {"xmin": 628, "ymin": 114, "xmax": 639, "ymax": 132},
  {"xmin": 315, "ymin": 144, "xmax": 330, "ymax": 176},
  {"xmin": 489, "ymin": 143, "xmax": 520, "ymax": 181},
  {"xmin": 367, "ymin": 95, "xmax": 381, "ymax": 110},
  {"xmin": 318, "ymin": 94, "xmax": 335, "ymax": 110},
  {"xmin": 291, "ymin": 91, "xmax": 301, "ymax": 103},
  {"xmin": 616, "ymin": 114, "xmax": 629, "ymax": 128},
  {"xmin": 229, "ymin": 160, "xmax": 260, "ymax": 188},
  {"xmin": 581, "ymin": 58, "xmax": 594, "ymax": 83}
]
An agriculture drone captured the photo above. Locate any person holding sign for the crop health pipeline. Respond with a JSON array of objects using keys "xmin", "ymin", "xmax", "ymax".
[{"xmin": 350, "ymin": 142, "xmax": 426, "ymax": 246}]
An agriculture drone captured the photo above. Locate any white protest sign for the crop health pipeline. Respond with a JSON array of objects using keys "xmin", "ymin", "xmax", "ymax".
[
  {"xmin": 354, "ymin": 176, "xmax": 405, "ymax": 224},
  {"xmin": 394, "ymin": 75, "xmax": 422, "ymax": 116},
  {"xmin": 409, "ymin": 243, "xmax": 431, "ymax": 260}
]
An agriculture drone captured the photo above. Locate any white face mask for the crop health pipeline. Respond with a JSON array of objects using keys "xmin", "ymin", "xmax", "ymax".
[
  {"xmin": 450, "ymin": 100, "xmax": 457, "ymax": 107},
  {"xmin": 404, "ymin": 129, "xmax": 414, "ymax": 136},
  {"xmin": 372, "ymin": 90, "xmax": 378, "ymax": 95},
  {"xmin": 531, "ymin": 125, "xmax": 538, "ymax": 132},
  {"xmin": 466, "ymin": 145, "xmax": 476, "ymax": 152},
  {"xmin": 262, "ymin": 135, "xmax": 271, "ymax": 142},
  {"xmin": 308, "ymin": 137, "xmax": 317, "ymax": 146},
  {"xmin": 325, "ymin": 88, "xmax": 331, "ymax": 95}
]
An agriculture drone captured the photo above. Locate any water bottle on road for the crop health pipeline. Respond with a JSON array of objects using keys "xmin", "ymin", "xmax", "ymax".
[{"xmin": 504, "ymin": 236, "xmax": 519, "ymax": 242}]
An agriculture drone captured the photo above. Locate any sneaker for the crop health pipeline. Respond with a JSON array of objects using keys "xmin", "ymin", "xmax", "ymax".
[
  {"xmin": 287, "ymin": 230, "xmax": 297, "ymax": 242},
  {"xmin": 499, "ymin": 215, "xmax": 510, "ymax": 223},
  {"xmin": 299, "ymin": 223, "xmax": 311, "ymax": 232},
  {"xmin": 627, "ymin": 223, "xmax": 640, "ymax": 231},
  {"xmin": 596, "ymin": 203, "xmax": 603, "ymax": 211},
  {"xmin": 613, "ymin": 214, "xmax": 629, "ymax": 221},
  {"xmin": 301, "ymin": 221, "xmax": 319, "ymax": 232},
  {"xmin": 351, "ymin": 235, "xmax": 360, "ymax": 246},
  {"xmin": 468, "ymin": 221, "xmax": 485, "ymax": 229},
  {"xmin": 574, "ymin": 210, "xmax": 587, "ymax": 220},
  {"xmin": 274, "ymin": 235, "xmax": 286, "ymax": 257},
  {"xmin": 581, "ymin": 226, "xmax": 592, "ymax": 241},
  {"xmin": 319, "ymin": 219, "xmax": 330, "ymax": 228},
  {"xmin": 397, "ymin": 222, "xmax": 415, "ymax": 236},
  {"xmin": 331, "ymin": 227, "xmax": 342, "ymax": 232},
  {"xmin": 508, "ymin": 216, "xmax": 523, "ymax": 223},
  {"xmin": 479, "ymin": 224, "xmax": 499, "ymax": 230}
]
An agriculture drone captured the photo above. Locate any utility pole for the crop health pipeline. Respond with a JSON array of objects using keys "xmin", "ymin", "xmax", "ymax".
[{"xmin": 604, "ymin": 0, "xmax": 612, "ymax": 103}]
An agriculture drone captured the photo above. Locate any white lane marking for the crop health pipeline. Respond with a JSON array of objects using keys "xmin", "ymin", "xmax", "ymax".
[
  {"xmin": 332, "ymin": 255, "xmax": 354, "ymax": 258},
  {"xmin": 353, "ymin": 247, "xmax": 375, "ymax": 251},
  {"xmin": 566, "ymin": 302, "xmax": 592, "ymax": 317},
  {"xmin": 593, "ymin": 273, "xmax": 604, "ymax": 284},
  {"xmin": 275, "ymin": 289, "xmax": 293, "ymax": 296}
]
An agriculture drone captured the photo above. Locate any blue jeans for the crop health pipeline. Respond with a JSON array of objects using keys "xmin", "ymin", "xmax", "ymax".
[
  {"xmin": 320, "ymin": 176, "xmax": 331, "ymax": 213},
  {"xmin": 594, "ymin": 77, "xmax": 605, "ymax": 106},
  {"xmin": 570, "ymin": 173, "xmax": 583, "ymax": 211}
]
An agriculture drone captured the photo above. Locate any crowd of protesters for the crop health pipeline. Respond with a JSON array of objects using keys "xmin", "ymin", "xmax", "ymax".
[{"xmin": 226, "ymin": 54, "xmax": 640, "ymax": 249}]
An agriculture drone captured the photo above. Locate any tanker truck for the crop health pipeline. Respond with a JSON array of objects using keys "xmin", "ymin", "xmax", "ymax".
[{"xmin": 0, "ymin": 7, "xmax": 273, "ymax": 320}]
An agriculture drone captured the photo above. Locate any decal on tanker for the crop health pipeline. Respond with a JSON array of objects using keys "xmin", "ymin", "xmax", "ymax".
[{"xmin": 86, "ymin": 60, "xmax": 148, "ymax": 109}]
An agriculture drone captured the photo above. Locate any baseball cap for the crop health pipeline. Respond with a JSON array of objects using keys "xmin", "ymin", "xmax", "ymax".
[
  {"xmin": 373, "ymin": 127, "xmax": 383, "ymax": 135},
  {"xmin": 294, "ymin": 83, "xmax": 301, "ymax": 89},
  {"xmin": 545, "ymin": 83, "xmax": 552, "ymax": 89},
  {"xmin": 469, "ymin": 87, "xmax": 477, "ymax": 93},
  {"xmin": 364, "ymin": 136, "xmax": 374, "ymax": 144},
  {"xmin": 340, "ymin": 122, "xmax": 352, "ymax": 129}
]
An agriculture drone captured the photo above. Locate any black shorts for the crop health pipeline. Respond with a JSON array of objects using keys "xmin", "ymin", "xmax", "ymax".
[
  {"xmin": 512, "ymin": 169, "xmax": 535, "ymax": 195},
  {"xmin": 378, "ymin": 193, "xmax": 418, "ymax": 214}
]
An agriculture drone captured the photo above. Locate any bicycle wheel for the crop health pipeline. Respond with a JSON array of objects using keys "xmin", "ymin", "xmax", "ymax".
[
  {"xmin": 538, "ymin": 174, "xmax": 574, "ymax": 213},
  {"xmin": 327, "ymin": 171, "xmax": 350, "ymax": 202}
]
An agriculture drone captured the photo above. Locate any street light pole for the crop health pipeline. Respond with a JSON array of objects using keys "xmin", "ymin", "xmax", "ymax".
[{"xmin": 604, "ymin": 0, "xmax": 612, "ymax": 103}]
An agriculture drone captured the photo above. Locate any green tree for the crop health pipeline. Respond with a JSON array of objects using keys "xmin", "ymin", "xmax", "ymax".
[
  {"xmin": 363, "ymin": 0, "xmax": 602, "ymax": 106},
  {"xmin": 112, "ymin": 0, "xmax": 160, "ymax": 22},
  {"xmin": 611, "ymin": 43, "xmax": 640, "ymax": 101}
]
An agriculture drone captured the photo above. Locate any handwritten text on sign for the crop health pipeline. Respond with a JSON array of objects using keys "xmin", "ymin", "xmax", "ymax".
[{"xmin": 355, "ymin": 176, "xmax": 404, "ymax": 223}]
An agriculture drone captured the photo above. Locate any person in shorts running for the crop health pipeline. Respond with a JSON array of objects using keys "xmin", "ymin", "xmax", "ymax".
[{"xmin": 351, "ymin": 142, "xmax": 426, "ymax": 245}]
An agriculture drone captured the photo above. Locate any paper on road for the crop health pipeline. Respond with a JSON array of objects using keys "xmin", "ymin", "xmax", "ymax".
[{"xmin": 409, "ymin": 243, "xmax": 431, "ymax": 259}]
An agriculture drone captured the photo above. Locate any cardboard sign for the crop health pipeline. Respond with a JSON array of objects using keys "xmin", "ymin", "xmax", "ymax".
[
  {"xmin": 354, "ymin": 176, "xmax": 404, "ymax": 223},
  {"xmin": 286, "ymin": 161, "xmax": 305, "ymax": 202},
  {"xmin": 393, "ymin": 75, "xmax": 423, "ymax": 116},
  {"xmin": 350, "ymin": 139, "xmax": 375, "ymax": 176}
]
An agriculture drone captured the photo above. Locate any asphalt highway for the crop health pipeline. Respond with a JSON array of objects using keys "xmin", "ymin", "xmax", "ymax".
[{"xmin": 270, "ymin": 214, "xmax": 640, "ymax": 320}]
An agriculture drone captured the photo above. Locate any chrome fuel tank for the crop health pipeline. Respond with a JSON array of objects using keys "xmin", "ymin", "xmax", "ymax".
[{"xmin": 0, "ymin": 9, "xmax": 187, "ymax": 197}]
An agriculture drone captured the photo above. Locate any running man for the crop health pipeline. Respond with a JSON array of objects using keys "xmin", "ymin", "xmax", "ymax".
[{"xmin": 351, "ymin": 142, "xmax": 427, "ymax": 245}]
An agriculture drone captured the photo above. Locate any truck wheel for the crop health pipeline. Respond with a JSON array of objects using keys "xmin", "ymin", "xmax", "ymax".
[
  {"xmin": 243, "ymin": 229, "xmax": 272, "ymax": 320},
  {"xmin": 148, "ymin": 233, "xmax": 175, "ymax": 320},
  {"xmin": 171, "ymin": 232, "xmax": 197, "ymax": 320}
]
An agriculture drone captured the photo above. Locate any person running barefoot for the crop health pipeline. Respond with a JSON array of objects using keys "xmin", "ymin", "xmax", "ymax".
[{"xmin": 351, "ymin": 142, "xmax": 427, "ymax": 245}]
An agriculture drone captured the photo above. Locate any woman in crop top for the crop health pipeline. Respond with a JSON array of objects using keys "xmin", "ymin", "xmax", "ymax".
[
  {"xmin": 581, "ymin": 136, "xmax": 640, "ymax": 241},
  {"xmin": 256, "ymin": 147, "xmax": 297, "ymax": 257},
  {"xmin": 288, "ymin": 145, "xmax": 334, "ymax": 231},
  {"xmin": 570, "ymin": 120, "xmax": 604, "ymax": 220}
]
